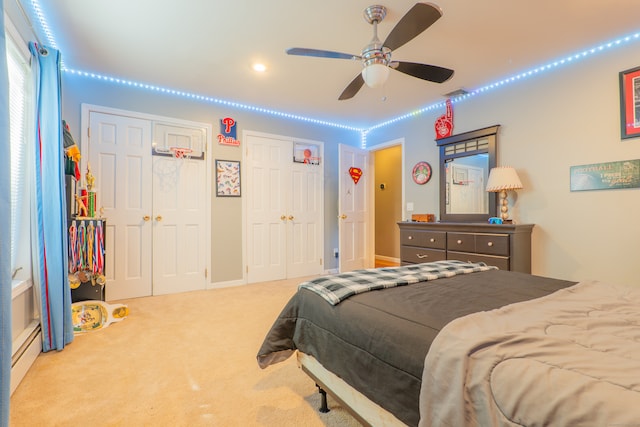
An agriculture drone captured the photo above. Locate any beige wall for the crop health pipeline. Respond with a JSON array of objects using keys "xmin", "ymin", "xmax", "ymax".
[
  {"xmin": 367, "ymin": 42, "xmax": 640, "ymax": 287},
  {"xmin": 374, "ymin": 145, "xmax": 402, "ymax": 259}
]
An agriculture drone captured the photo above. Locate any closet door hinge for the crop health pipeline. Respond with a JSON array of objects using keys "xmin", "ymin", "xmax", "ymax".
[
  {"xmin": 87, "ymin": 127, "xmax": 90, "ymax": 138},
  {"xmin": 204, "ymin": 268, "xmax": 208, "ymax": 278}
]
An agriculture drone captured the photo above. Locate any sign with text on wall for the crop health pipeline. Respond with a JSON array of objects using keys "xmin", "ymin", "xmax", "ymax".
[
  {"xmin": 218, "ymin": 117, "xmax": 240, "ymax": 146},
  {"xmin": 570, "ymin": 159, "xmax": 640, "ymax": 191}
]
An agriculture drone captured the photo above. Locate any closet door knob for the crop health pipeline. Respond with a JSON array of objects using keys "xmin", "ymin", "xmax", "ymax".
[
  {"xmin": 143, "ymin": 215, "xmax": 150, "ymax": 221},
  {"xmin": 339, "ymin": 214, "xmax": 347, "ymax": 220},
  {"xmin": 288, "ymin": 215, "xmax": 294, "ymax": 221},
  {"xmin": 155, "ymin": 215, "xmax": 163, "ymax": 221},
  {"xmin": 280, "ymin": 215, "xmax": 286, "ymax": 220}
]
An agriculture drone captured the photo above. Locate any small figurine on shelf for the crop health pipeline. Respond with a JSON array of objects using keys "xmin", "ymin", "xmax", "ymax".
[
  {"xmin": 75, "ymin": 194, "xmax": 89, "ymax": 217},
  {"xmin": 85, "ymin": 164, "xmax": 97, "ymax": 217},
  {"xmin": 85, "ymin": 163, "xmax": 95, "ymax": 191}
]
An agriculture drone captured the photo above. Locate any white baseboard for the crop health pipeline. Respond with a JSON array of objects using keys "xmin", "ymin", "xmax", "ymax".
[{"xmin": 11, "ymin": 330, "xmax": 41, "ymax": 396}]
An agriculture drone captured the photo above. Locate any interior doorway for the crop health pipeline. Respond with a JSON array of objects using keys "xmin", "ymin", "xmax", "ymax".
[{"xmin": 372, "ymin": 140, "xmax": 404, "ymax": 267}]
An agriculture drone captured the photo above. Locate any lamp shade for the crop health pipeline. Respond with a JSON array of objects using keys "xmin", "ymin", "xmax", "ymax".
[
  {"xmin": 486, "ymin": 167, "xmax": 523, "ymax": 192},
  {"xmin": 361, "ymin": 63, "xmax": 390, "ymax": 88}
]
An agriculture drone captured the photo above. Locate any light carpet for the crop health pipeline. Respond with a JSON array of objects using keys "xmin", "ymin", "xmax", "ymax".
[{"xmin": 10, "ymin": 277, "xmax": 362, "ymax": 426}]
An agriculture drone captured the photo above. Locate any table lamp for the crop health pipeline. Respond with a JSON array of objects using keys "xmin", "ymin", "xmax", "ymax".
[{"xmin": 486, "ymin": 167, "xmax": 523, "ymax": 222}]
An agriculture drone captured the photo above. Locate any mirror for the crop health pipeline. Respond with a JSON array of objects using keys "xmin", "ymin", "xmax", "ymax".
[{"xmin": 437, "ymin": 125, "xmax": 499, "ymax": 222}]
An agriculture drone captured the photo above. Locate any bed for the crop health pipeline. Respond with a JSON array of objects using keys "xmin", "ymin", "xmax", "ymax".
[{"xmin": 260, "ymin": 260, "xmax": 640, "ymax": 426}]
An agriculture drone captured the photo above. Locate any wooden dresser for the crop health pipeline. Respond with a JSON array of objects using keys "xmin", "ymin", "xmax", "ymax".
[{"xmin": 398, "ymin": 222, "xmax": 534, "ymax": 273}]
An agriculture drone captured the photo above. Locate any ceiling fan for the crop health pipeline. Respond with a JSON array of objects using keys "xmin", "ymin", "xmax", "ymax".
[{"xmin": 286, "ymin": 3, "xmax": 454, "ymax": 100}]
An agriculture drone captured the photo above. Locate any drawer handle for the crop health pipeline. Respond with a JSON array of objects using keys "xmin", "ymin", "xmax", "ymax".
[
  {"xmin": 416, "ymin": 254, "xmax": 429, "ymax": 259},
  {"xmin": 487, "ymin": 241, "xmax": 494, "ymax": 247},
  {"xmin": 457, "ymin": 239, "xmax": 462, "ymax": 245},
  {"xmin": 429, "ymin": 238, "xmax": 435, "ymax": 242},
  {"xmin": 408, "ymin": 235, "xmax": 413, "ymax": 240}
]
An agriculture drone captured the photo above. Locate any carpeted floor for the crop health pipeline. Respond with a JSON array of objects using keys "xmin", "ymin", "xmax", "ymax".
[{"xmin": 10, "ymin": 277, "xmax": 362, "ymax": 426}]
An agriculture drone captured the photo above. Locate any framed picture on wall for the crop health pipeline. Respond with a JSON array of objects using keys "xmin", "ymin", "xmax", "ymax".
[
  {"xmin": 215, "ymin": 160, "xmax": 241, "ymax": 197},
  {"xmin": 619, "ymin": 66, "xmax": 640, "ymax": 139}
]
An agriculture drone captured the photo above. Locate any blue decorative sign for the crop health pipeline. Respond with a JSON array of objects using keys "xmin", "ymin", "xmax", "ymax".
[
  {"xmin": 218, "ymin": 117, "xmax": 240, "ymax": 146},
  {"xmin": 570, "ymin": 159, "xmax": 640, "ymax": 191}
]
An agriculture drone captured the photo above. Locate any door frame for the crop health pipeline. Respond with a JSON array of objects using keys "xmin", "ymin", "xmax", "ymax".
[
  {"xmin": 242, "ymin": 129, "xmax": 325, "ymax": 283},
  {"xmin": 80, "ymin": 103, "xmax": 212, "ymax": 291},
  {"xmin": 369, "ymin": 138, "xmax": 405, "ymax": 265}
]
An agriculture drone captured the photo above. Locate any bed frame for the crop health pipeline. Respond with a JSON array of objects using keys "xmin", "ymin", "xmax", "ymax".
[{"xmin": 297, "ymin": 352, "xmax": 408, "ymax": 427}]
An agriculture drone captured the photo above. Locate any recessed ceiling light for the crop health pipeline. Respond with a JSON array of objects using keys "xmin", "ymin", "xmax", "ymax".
[{"xmin": 252, "ymin": 63, "xmax": 267, "ymax": 72}]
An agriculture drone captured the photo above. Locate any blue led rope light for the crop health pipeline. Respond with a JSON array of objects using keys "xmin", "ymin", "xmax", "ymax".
[
  {"xmin": 369, "ymin": 31, "xmax": 640, "ymax": 133},
  {"xmin": 30, "ymin": 0, "xmax": 58, "ymax": 50},
  {"xmin": 28, "ymin": 0, "xmax": 640, "ymax": 145},
  {"xmin": 62, "ymin": 68, "xmax": 363, "ymax": 132}
]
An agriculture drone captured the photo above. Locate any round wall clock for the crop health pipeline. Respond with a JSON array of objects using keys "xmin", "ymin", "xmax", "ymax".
[{"xmin": 412, "ymin": 161, "xmax": 432, "ymax": 185}]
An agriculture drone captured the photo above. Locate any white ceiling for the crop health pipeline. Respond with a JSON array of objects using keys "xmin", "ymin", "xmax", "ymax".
[{"xmin": 26, "ymin": 0, "xmax": 640, "ymax": 129}]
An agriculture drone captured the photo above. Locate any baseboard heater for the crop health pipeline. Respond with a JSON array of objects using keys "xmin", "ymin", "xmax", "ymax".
[{"xmin": 11, "ymin": 322, "xmax": 42, "ymax": 395}]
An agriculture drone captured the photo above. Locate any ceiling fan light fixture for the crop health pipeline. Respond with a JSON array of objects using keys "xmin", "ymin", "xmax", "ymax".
[{"xmin": 362, "ymin": 63, "xmax": 389, "ymax": 88}]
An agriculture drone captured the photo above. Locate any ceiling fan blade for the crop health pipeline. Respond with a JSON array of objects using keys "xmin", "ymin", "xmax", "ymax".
[
  {"xmin": 286, "ymin": 47, "xmax": 360, "ymax": 60},
  {"xmin": 338, "ymin": 73, "xmax": 365, "ymax": 100},
  {"xmin": 383, "ymin": 3, "xmax": 443, "ymax": 52},
  {"xmin": 392, "ymin": 61, "xmax": 454, "ymax": 83}
]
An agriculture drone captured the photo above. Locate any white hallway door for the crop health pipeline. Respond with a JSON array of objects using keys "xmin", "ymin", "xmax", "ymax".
[
  {"xmin": 245, "ymin": 132, "xmax": 324, "ymax": 283},
  {"xmin": 338, "ymin": 143, "xmax": 371, "ymax": 272},
  {"xmin": 85, "ymin": 108, "xmax": 208, "ymax": 300}
]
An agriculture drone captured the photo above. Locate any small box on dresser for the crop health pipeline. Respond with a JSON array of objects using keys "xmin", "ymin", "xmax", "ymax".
[{"xmin": 398, "ymin": 222, "xmax": 534, "ymax": 273}]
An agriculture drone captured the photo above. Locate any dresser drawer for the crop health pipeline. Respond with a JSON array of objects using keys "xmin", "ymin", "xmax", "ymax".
[
  {"xmin": 447, "ymin": 251, "xmax": 510, "ymax": 270},
  {"xmin": 400, "ymin": 230, "xmax": 446, "ymax": 249},
  {"xmin": 447, "ymin": 232, "xmax": 475, "ymax": 253},
  {"xmin": 401, "ymin": 246, "xmax": 446, "ymax": 264},
  {"xmin": 475, "ymin": 234, "xmax": 510, "ymax": 256}
]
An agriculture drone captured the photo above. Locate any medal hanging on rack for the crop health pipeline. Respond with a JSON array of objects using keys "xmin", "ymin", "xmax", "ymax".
[{"xmin": 94, "ymin": 220, "xmax": 106, "ymax": 285}]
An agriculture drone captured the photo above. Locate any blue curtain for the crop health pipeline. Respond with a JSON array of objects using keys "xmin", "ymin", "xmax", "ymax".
[
  {"xmin": 29, "ymin": 42, "xmax": 73, "ymax": 352},
  {"xmin": 1, "ymin": 1, "xmax": 13, "ymax": 425}
]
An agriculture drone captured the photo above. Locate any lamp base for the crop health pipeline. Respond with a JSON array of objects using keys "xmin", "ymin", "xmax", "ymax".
[{"xmin": 499, "ymin": 189, "xmax": 510, "ymax": 221}]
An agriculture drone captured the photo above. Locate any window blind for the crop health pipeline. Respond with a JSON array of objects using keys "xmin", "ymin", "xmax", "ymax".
[{"xmin": 7, "ymin": 35, "xmax": 30, "ymax": 275}]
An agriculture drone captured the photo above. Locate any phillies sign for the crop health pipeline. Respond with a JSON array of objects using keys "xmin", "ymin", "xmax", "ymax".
[{"xmin": 218, "ymin": 117, "xmax": 240, "ymax": 146}]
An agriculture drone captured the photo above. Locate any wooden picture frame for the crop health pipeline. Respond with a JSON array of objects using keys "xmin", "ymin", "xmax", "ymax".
[
  {"xmin": 619, "ymin": 66, "xmax": 640, "ymax": 139},
  {"xmin": 215, "ymin": 160, "xmax": 241, "ymax": 197}
]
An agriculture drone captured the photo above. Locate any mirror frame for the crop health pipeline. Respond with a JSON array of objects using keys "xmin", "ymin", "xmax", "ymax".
[{"xmin": 436, "ymin": 125, "xmax": 499, "ymax": 222}]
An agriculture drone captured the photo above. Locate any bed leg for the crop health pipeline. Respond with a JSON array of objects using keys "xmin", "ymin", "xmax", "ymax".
[{"xmin": 316, "ymin": 384, "xmax": 330, "ymax": 413}]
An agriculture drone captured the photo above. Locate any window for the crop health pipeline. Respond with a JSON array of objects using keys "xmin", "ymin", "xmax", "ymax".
[{"xmin": 6, "ymin": 22, "xmax": 33, "ymax": 284}]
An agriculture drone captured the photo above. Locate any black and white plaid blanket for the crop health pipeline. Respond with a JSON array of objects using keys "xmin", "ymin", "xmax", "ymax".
[{"xmin": 299, "ymin": 260, "xmax": 498, "ymax": 305}]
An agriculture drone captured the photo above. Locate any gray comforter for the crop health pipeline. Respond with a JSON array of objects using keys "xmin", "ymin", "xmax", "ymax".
[
  {"xmin": 257, "ymin": 269, "xmax": 574, "ymax": 427},
  {"xmin": 420, "ymin": 279, "xmax": 640, "ymax": 426}
]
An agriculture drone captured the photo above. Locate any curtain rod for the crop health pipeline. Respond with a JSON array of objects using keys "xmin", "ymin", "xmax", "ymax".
[{"xmin": 13, "ymin": 0, "xmax": 42, "ymax": 45}]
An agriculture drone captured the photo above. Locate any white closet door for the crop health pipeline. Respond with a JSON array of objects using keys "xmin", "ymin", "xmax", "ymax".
[
  {"xmin": 86, "ymin": 109, "xmax": 209, "ymax": 300},
  {"xmin": 246, "ymin": 133, "xmax": 324, "ymax": 283},
  {"xmin": 246, "ymin": 134, "xmax": 289, "ymax": 283},
  {"xmin": 287, "ymin": 161, "xmax": 323, "ymax": 278},
  {"xmin": 151, "ymin": 124, "xmax": 207, "ymax": 295},
  {"xmin": 88, "ymin": 111, "xmax": 153, "ymax": 300}
]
